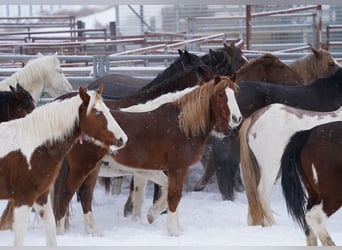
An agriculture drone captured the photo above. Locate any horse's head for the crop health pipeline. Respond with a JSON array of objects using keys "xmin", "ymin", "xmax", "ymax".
[
  {"xmin": 311, "ymin": 47, "xmax": 340, "ymax": 79},
  {"xmin": 223, "ymin": 42, "xmax": 248, "ymax": 74},
  {"xmin": 210, "ymin": 75, "xmax": 242, "ymax": 137},
  {"xmin": 177, "ymin": 49, "xmax": 204, "ymax": 70},
  {"xmin": 202, "ymin": 49, "xmax": 232, "ymax": 76},
  {"xmin": 43, "ymin": 53, "xmax": 73, "ymax": 97},
  {"xmin": 78, "ymin": 85, "xmax": 127, "ymax": 152},
  {"xmin": 8, "ymin": 83, "xmax": 35, "ymax": 120}
]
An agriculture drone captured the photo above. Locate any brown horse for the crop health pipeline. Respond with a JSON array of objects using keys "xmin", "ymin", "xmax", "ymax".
[
  {"xmin": 280, "ymin": 121, "xmax": 342, "ymax": 246},
  {"xmin": 51, "ymin": 76, "xmax": 242, "ymax": 236},
  {"xmin": 0, "ymin": 86, "xmax": 127, "ymax": 246},
  {"xmin": 0, "ymin": 83, "xmax": 35, "ymax": 122},
  {"xmin": 192, "ymin": 53, "xmax": 304, "ymax": 198}
]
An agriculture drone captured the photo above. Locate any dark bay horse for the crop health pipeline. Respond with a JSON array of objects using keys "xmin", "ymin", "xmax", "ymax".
[
  {"xmin": 196, "ymin": 48, "xmax": 340, "ymax": 201},
  {"xmin": 87, "ymin": 49, "xmax": 206, "ymax": 98},
  {"xmin": 0, "ymin": 86, "xmax": 127, "ymax": 246},
  {"xmin": 193, "ymin": 53, "xmax": 304, "ymax": 199},
  {"xmin": 51, "ymin": 76, "xmax": 242, "ymax": 236},
  {"xmin": 201, "ymin": 42, "xmax": 248, "ymax": 76},
  {"xmin": 0, "ymin": 83, "xmax": 35, "ymax": 122},
  {"xmin": 281, "ymin": 121, "xmax": 342, "ymax": 246}
]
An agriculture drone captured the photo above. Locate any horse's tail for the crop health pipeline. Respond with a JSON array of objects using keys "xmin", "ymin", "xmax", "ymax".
[
  {"xmin": 53, "ymin": 158, "xmax": 71, "ymax": 230},
  {"xmin": 239, "ymin": 117, "xmax": 268, "ymax": 226},
  {"xmin": 0, "ymin": 201, "xmax": 14, "ymax": 231},
  {"xmin": 280, "ymin": 130, "xmax": 309, "ymax": 231}
]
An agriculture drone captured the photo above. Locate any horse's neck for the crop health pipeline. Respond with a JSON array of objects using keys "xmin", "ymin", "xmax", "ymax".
[{"xmin": 0, "ymin": 63, "xmax": 45, "ymax": 102}]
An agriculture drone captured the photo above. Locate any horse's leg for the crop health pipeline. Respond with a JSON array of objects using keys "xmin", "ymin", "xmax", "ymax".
[
  {"xmin": 131, "ymin": 175, "xmax": 147, "ymax": 221},
  {"xmin": 13, "ymin": 204, "xmax": 32, "ymax": 246},
  {"xmin": 147, "ymin": 181, "xmax": 168, "ymax": 224},
  {"xmin": 167, "ymin": 166, "xmax": 188, "ymax": 236},
  {"xmin": 0, "ymin": 201, "xmax": 14, "ymax": 231},
  {"xmin": 305, "ymin": 203, "xmax": 335, "ymax": 246},
  {"xmin": 77, "ymin": 165, "xmax": 101, "ymax": 235},
  {"xmin": 35, "ymin": 192, "xmax": 57, "ymax": 246},
  {"xmin": 123, "ymin": 177, "xmax": 134, "ymax": 217}
]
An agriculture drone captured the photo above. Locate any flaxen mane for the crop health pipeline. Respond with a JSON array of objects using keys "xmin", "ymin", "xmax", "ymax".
[
  {"xmin": 178, "ymin": 76, "xmax": 235, "ymax": 137},
  {"xmin": 288, "ymin": 49, "xmax": 333, "ymax": 84}
]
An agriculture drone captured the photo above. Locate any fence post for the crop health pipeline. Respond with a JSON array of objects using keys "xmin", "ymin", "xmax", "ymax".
[
  {"xmin": 246, "ymin": 5, "xmax": 251, "ymax": 50},
  {"xmin": 77, "ymin": 20, "xmax": 85, "ymax": 41},
  {"xmin": 109, "ymin": 21, "xmax": 117, "ymax": 52},
  {"xmin": 315, "ymin": 5, "xmax": 322, "ymax": 49}
]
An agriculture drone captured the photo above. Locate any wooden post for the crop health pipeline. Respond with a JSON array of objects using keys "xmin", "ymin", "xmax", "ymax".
[
  {"xmin": 109, "ymin": 21, "xmax": 117, "ymax": 52},
  {"xmin": 316, "ymin": 5, "xmax": 322, "ymax": 49}
]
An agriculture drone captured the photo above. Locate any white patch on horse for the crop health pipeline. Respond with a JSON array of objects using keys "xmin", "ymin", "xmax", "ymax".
[
  {"xmin": 121, "ymin": 86, "xmax": 198, "ymax": 112},
  {"xmin": 84, "ymin": 211, "xmax": 97, "ymax": 235},
  {"xmin": 311, "ymin": 163, "xmax": 319, "ymax": 185},
  {"xmin": 225, "ymin": 87, "xmax": 242, "ymax": 128}
]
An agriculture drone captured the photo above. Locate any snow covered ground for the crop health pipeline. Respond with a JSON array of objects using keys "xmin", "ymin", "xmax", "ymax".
[{"xmin": 0, "ymin": 162, "xmax": 341, "ymax": 246}]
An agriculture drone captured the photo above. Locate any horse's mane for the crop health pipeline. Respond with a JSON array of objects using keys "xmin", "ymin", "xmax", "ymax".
[
  {"xmin": 288, "ymin": 49, "xmax": 331, "ymax": 83},
  {"xmin": 2, "ymin": 90, "xmax": 97, "ymax": 145},
  {"xmin": 0, "ymin": 55, "xmax": 58, "ymax": 92},
  {"xmin": 178, "ymin": 76, "xmax": 235, "ymax": 137}
]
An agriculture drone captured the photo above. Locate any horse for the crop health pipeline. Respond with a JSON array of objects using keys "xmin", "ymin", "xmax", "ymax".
[
  {"xmin": 200, "ymin": 42, "xmax": 248, "ymax": 77},
  {"xmin": 0, "ymin": 85, "xmax": 127, "ymax": 246},
  {"xmin": 280, "ymin": 121, "xmax": 342, "ymax": 246},
  {"xmin": 0, "ymin": 83, "xmax": 35, "ymax": 122},
  {"xmin": 239, "ymin": 100, "xmax": 342, "ymax": 228},
  {"xmin": 288, "ymin": 47, "xmax": 340, "ymax": 85},
  {"xmin": 192, "ymin": 53, "xmax": 304, "ymax": 199},
  {"xmin": 0, "ymin": 53, "xmax": 73, "ymax": 103},
  {"xmin": 86, "ymin": 49, "xmax": 206, "ymax": 98},
  {"xmin": 195, "ymin": 48, "xmax": 341, "ymax": 201},
  {"xmin": 51, "ymin": 76, "xmax": 242, "ymax": 236}
]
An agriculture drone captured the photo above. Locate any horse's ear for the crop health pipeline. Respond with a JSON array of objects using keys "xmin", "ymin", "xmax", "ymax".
[
  {"xmin": 230, "ymin": 73, "xmax": 237, "ymax": 82},
  {"xmin": 37, "ymin": 52, "xmax": 43, "ymax": 57},
  {"xmin": 9, "ymin": 84, "xmax": 16, "ymax": 94},
  {"xmin": 214, "ymin": 75, "xmax": 221, "ymax": 84},
  {"xmin": 311, "ymin": 47, "xmax": 322, "ymax": 58},
  {"xmin": 230, "ymin": 41, "xmax": 236, "ymax": 47},
  {"xmin": 178, "ymin": 49, "xmax": 183, "ymax": 56},
  {"xmin": 97, "ymin": 84, "xmax": 104, "ymax": 96},
  {"xmin": 79, "ymin": 86, "xmax": 90, "ymax": 105},
  {"xmin": 224, "ymin": 43, "xmax": 234, "ymax": 57}
]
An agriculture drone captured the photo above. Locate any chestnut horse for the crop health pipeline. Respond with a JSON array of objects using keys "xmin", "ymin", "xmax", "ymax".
[
  {"xmin": 193, "ymin": 53, "xmax": 304, "ymax": 199},
  {"xmin": 281, "ymin": 121, "xmax": 342, "ymax": 246},
  {"xmin": 196, "ymin": 48, "xmax": 340, "ymax": 201},
  {"xmin": 0, "ymin": 83, "xmax": 35, "ymax": 122},
  {"xmin": 0, "ymin": 86, "xmax": 127, "ymax": 246},
  {"xmin": 52, "ymin": 76, "xmax": 242, "ymax": 236}
]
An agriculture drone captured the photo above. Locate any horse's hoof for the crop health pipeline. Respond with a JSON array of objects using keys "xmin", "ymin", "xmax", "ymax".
[{"xmin": 147, "ymin": 214, "xmax": 154, "ymax": 224}]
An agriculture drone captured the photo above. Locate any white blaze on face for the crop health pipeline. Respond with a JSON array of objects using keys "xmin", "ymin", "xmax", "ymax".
[
  {"xmin": 94, "ymin": 101, "xmax": 127, "ymax": 150},
  {"xmin": 225, "ymin": 87, "xmax": 242, "ymax": 128}
]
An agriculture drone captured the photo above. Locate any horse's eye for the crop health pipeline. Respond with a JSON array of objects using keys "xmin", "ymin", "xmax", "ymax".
[{"xmin": 95, "ymin": 111, "xmax": 102, "ymax": 116}]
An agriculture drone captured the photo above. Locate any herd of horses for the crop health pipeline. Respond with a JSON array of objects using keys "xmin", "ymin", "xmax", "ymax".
[{"xmin": 0, "ymin": 42, "xmax": 341, "ymax": 246}]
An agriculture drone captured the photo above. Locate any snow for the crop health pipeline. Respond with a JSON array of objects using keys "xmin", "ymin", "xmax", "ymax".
[{"xmin": 0, "ymin": 162, "xmax": 341, "ymax": 246}]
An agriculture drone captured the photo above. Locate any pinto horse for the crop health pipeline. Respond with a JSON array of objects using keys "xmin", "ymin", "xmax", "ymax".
[
  {"xmin": 281, "ymin": 121, "xmax": 342, "ymax": 246},
  {"xmin": 193, "ymin": 53, "xmax": 304, "ymax": 199},
  {"xmin": 0, "ymin": 86, "xmax": 127, "ymax": 246},
  {"xmin": 52, "ymin": 76, "xmax": 242, "ymax": 236},
  {"xmin": 87, "ymin": 49, "xmax": 206, "ymax": 98},
  {"xmin": 239, "ymin": 101, "xmax": 342, "ymax": 228},
  {"xmin": 0, "ymin": 53, "xmax": 73, "ymax": 103},
  {"xmin": 0, "ymin": 83, "xmax": 35, "ymax": 122},
  {"xmin": 197, "ymin": 48, "xmax": 340, "ymax": 201}
]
